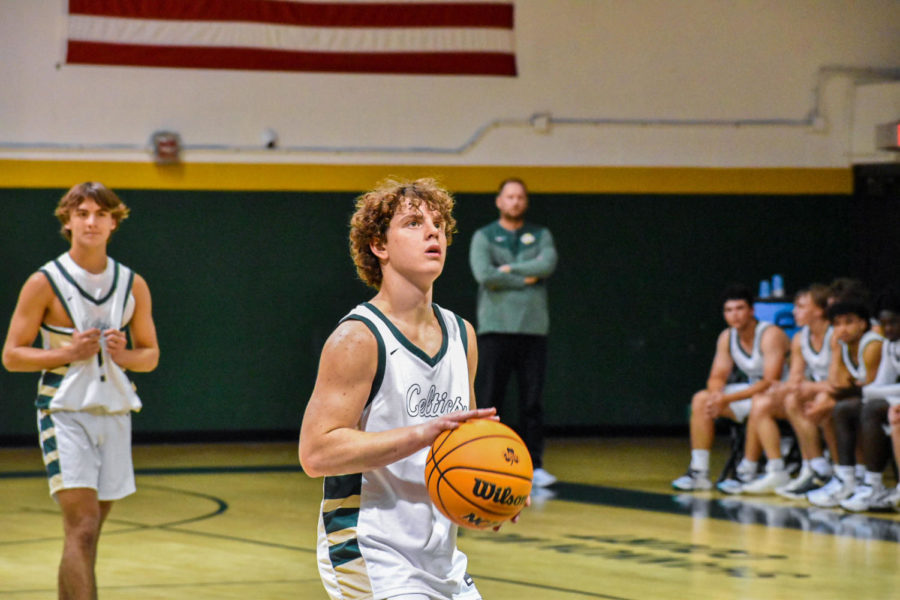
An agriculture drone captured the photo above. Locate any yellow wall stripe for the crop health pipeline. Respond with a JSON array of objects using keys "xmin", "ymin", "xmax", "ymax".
[{"xmin": 0, "ymin": 160, "xmax": 852, "ymax": 194}]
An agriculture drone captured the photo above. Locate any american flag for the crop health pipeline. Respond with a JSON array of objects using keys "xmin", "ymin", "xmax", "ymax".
[{"xmin": 65, "ymin": 0, "xmax": 517, "ymax": 76}]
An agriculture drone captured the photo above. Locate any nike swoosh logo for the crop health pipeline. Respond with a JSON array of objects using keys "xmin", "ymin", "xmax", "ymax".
[{"xmin": 390, "ymin": 348, "xmax": 399, "ymax": 355}]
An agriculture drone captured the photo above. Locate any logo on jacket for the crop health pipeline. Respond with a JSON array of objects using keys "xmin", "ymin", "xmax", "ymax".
[{"xmin": 520, "ymin": 232, "xmax": 536, "ymax": 245}]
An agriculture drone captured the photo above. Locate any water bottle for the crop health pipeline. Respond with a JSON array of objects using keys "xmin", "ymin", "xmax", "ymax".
[
  {"xmin": 771, "ymin": 274, "xmax": 784, "ymax": 298},
  {"xmin": 759, "ymin": 279, "xmax": 771, "ymax": 298}
]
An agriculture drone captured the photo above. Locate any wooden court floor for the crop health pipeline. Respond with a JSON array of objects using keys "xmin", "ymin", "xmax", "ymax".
[{"xmin": 2, "ymin": 436, "xmax": 899, "ymax": 599}]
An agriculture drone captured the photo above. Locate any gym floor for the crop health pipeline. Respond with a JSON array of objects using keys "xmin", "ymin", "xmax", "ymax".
[{"xmin": 1, "ymin": 436, "xmax": 898, "ymax": 599}]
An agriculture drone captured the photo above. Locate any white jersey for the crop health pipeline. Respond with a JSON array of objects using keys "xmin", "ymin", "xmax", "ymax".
[
  {"xmin": 863, "ymin": 339, "xmax": 900, "ymax": 405},
  {"xmin": 840, "ymin": 330, "xmax": 884, "ymax": 382},
  {"xmin": 315, "ymin": 302, "xmax": 480, "ymax": 600},
  {"xmin": 729, "ymin": 321, "xmax": 777, "ymax": 383},
  {"xmin": 36, "ymin": 253, "xmax": 140, "ymax": 414},
  {"xmin": 800, "ymin": 325, "xmax": 833, "ymax": 382}
]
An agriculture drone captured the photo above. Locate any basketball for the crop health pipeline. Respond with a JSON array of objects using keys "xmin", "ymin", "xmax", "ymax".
[{"xmin": 426, "ymin": 418, "xmax": 533, "ymax": 530}]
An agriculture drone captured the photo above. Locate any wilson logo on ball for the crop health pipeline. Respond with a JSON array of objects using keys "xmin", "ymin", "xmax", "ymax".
[{"xmin": 471, "ymin": 478, "xmax": 528, "ymax": 506}]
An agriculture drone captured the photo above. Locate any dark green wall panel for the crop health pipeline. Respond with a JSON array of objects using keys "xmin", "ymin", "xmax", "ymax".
[{"xmin": 1, "ymin": 188, "xmax": 875, "ymax": 440}]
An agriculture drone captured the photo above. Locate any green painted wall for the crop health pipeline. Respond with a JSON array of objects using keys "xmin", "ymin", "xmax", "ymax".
[{"xmin": 1, "ymin": 188, "xmax": 886, "ymax": 441}]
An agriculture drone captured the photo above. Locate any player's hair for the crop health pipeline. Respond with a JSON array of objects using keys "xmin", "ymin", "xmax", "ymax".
[
  {"xmin": 720, "ymin": 283, "xmax": 754, "ymax": 308},
  {"xmin": 498, "ymin": 177, "xmax": 528, "ymax": 195},
  {"xmin": 796, "ymin": 283, "xmax": 830, "ymax": 310},
  {"xmin": 874, "ymin": 287, "xmax": 900, "ymax": 315},
  {"xmin": 349, "ymin": 178, "xmax": 457, "ymax": 290},
  {"xmin": 826, "ymin": 296, "xmax": 871, "ymax": 326},
  {"xmin": 827, "ymin": 277, "xmax": 869, "ymax": 305},
  {"xmin": 55, "ymin": 182, "xmax": 130, "ymax": 242}
]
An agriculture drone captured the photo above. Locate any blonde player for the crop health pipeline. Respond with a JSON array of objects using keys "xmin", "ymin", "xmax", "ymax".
[
  {"xmin": 2, "ymin": 182, "xmax": 159, "ymax": 599},
  {"xmin": 299, "ymin": 179, "xmax": 502, "ymax": 600}
]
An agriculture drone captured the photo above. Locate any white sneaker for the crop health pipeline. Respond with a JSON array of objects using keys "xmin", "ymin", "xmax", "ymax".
[
  {"xmin": 532, "ymin": 467, "xmax": 557, "ymax": 487},
  {"xmin": 672, "ymin": 469, "xmax": 712, "ymax": 491},
  {"xmin": 716, "ymin": 478, "xmax": 745, "ymax": 494},
  {"xmin": 742, "ymin": 469, "xmax": 791, "ymax": 495},
  {"xmin": 840, "ymin": 483, "xmax": 897, "ymax": 512},
  {"xmin": 808, "ymin": 475, "xmax": 855, "ymax": 508},
  {"xmin": 529, "ymin": 486, "xmax": 556, "ymax": 507},
  {"xmin": 840, "ymin": 484, "xmax": 877, "ymax": 512},
  {"xmin": 775, "ymin": 467, "xmax": 829, "ymax": 500}
]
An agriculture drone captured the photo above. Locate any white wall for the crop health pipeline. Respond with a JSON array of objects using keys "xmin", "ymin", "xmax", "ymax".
[{"xmin": 1, "ymin": 0, "xmax": 898, "ymax": 167}]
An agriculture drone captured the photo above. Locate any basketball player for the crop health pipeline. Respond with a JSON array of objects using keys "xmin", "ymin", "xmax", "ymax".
[
  {"xmin": 299, "ymin": 179, "xmax": 501, "ymax": 600},
  {"xmin": 840, "ymin": 289, "xmax": 900, "ymax": 511},
  {"xmin": 731, "ymin": 285, "xmax": 835, "ymax": 495},
  {"xmin": 2, "ymin": 182, "xmax": 159, "ymax": 600},
  {"xmin": 807, "ymin": 297, "xmax": 883, "ymax": 507},
  {"xmin": 671, "ymin": 284, "xmax": 789, "ymax": 491}
]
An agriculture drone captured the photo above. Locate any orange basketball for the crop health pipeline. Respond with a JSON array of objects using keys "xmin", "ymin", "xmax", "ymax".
[{"xmin": 425, "ymin": 419, "xmax": 533, "ymax": 530}]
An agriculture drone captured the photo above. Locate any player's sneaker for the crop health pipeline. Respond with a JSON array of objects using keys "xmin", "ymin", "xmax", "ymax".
[
  {"xmin": 672, "ymin": 469, "xmax": 712, "ymax": 491},
  {"xmin": 715, "ymin": 464, "xmax": 757, "ymax": 494},
  {"xmin": 775, "ymin": 467, "xmax": 828, "ymax": 500},
  {"xmin": 532, "ymin": 467, "xmax": 557, "ymax": 487},
  {"xmin": 741, "ymin": 469, "xmax": 791, "ymax": 495},
  {"xmin": 840, "ymin": 483, "xmax": 897, "ymax": 513},
  {"xmin": 808, "ymin": 475, "xmax": 854, "ymax": 508}
]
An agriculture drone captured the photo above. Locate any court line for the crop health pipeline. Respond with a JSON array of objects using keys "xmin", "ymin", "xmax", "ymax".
[{"xmin": 5, "ymin": 464, "xmax": 899, "ymax": 543}]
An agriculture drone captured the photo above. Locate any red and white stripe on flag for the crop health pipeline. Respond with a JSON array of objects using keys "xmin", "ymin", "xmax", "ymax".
[{"xmin": 65, "ymin": 0, "xmax": 516, "ymax": 76}]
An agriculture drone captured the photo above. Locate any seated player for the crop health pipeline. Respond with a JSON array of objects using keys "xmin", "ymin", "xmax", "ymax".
[
  {"xmin": 733, "ymin": 285, "xmax": 833, "ymax": 495},
  {"xmin": 842, "ymin": 289, "xmax": 900, "ymax": 511},
  {"xmin": 672, "ymin": 284, "xmax": 789, "ymax": 491},
  {"xmin": 807, "ymin": 296, "xmax": 884, "ymax": 507}
]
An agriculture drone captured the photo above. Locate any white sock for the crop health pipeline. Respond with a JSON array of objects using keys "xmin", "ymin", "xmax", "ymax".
[
  {"xmin": 737, "ymin": 458, "xmax": 757, "ymax": 475},
  {"xmin": 855, "ymin": 464, "xmax": 866, "ymax": 480},
  {"xmin": 836, "ymin": 465, "xmax": 855, "ymax": 482},
  {"xmin": 864, "ymin": 471, "xmax": 883, "ymax": 488},
  {"xmin": 810, "ymin": 456, "xmax": 831, "ymax": 477},
  {"xmin": 766, "ymin": 458, "xmax": 785, "ymax": 473},
  {"xmin": 690, "ymin": 449, "xmax": 710, "ymax": 472}
]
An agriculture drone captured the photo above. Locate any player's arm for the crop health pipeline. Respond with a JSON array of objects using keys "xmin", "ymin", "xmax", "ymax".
[
  {"xmin": 826, "ymin": 342, "xmax": 856, "ymax": 399},
  {"xmin": 785, "ymin": 332, "xmax": 807, "ymax": 384},
  {"xmin": 105, "ymin": 274, "xmax": 159, "ymax": 372},
  {"xmin": 299, "ymin": 320, "xmax": 494, "ymax": 478},
  {"xmin": 705, "ymin": 329, "xmax": 733, "ymax": 394},
  {"xmin": 859, "ymin": 339, "xmax": 883, "ymax": 385},
  {"xmin": 2, "ymin": 272, "xmax": 100, "ymax": 372},
  {"xmin": 721, "ymin": 326, "xmax": 788, "ymax": 403},
  {"xmin": 863, "ymin": 344, "xmax": 900, "ymax": 400}
]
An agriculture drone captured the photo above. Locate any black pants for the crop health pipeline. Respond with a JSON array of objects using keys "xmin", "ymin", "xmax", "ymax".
[{"xmin": 475, "ymin": 333, "xmax": 548, "ymax": 468}]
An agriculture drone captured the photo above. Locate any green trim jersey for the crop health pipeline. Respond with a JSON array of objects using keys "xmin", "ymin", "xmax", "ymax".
[
  {"xmin": 36, "ymin": 253, "xmax": 140, "ymax": 414},
  {"xmin": 729, "ymin": 321, "xmax": 778, "ymax": 383},
  {"xmin": 800, "ymin": 325, "xmax": 833, "ymax": 382},
  {"xmin": 840, "ymin": 330, "xmax": 885, "ymax": 382},
  {"xmin": 862, "ymin": 339, "xmax": 900, "ymax": 405},
  {"xmin": 315, "ymin": 302, "xmax": 480, "ymax": 600}
]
